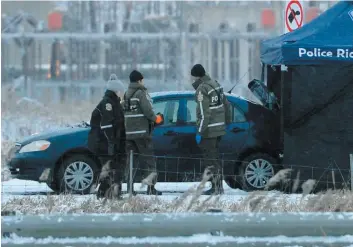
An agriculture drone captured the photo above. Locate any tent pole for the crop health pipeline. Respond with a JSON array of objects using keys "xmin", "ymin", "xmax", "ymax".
[
  {"xmin": 280, "ymin": 65, "xmax": 287, "ymax": 147},
  {"xmin": 349, "ymin": 154, "xmax": 353, "ymax": 191}
]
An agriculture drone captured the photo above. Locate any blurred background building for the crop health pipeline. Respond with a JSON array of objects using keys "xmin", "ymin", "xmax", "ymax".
[{"xmin": 1, "ymin": 1, "xmax": 337, "ymax": 103}]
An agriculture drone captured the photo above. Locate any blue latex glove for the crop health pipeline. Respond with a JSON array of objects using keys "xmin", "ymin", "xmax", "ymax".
[{"xmin": 195, "ymin": 134, "xmax": 202, "ymax": 144}]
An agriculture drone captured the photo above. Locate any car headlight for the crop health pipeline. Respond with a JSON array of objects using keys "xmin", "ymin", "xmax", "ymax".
[{"xmin": 19, "ymin": 140, "xmax": 51, "ymax": 153}]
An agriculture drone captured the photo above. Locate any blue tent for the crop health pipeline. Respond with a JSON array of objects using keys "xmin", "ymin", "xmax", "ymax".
[{"xmin": 261, "ymin": 1, "xmax": 353, "ymax": 65}]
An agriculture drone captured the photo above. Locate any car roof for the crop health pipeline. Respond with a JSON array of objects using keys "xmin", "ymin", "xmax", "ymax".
[{"xmin": 150, "ymin": 90, "xmax": 262, "ymax": 106}]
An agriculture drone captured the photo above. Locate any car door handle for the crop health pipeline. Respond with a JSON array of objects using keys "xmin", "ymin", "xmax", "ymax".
[
  {"xmin": 164, "ymin": 130, "xmax": 178, "ymax": 136},
  {"xmin": 231, "ymin": 127, "xmax": 245, "ymax": 133}
]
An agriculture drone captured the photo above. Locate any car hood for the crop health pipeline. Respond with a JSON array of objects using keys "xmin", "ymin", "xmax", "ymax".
[{"xmin": 19, "ymin": 126, "xmax": 90, "ymax": 145}]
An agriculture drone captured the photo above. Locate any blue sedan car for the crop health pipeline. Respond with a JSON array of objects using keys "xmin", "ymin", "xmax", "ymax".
[{"xmin": 6, "ymin": 87, "xmax": 283, "ymax": 194}]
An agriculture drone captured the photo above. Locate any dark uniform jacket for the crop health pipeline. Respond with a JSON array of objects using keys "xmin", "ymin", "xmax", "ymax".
[
  {"xmin": 122, "ymin": 83, "xmax": 157, "ymax": 140},
  {"xmin": 88, "ymin": 90, "xmax": 126, "ymax": 156},
  {"xmin": 192, "ymin": 75, "xmax": 230, "ymax": 138}
]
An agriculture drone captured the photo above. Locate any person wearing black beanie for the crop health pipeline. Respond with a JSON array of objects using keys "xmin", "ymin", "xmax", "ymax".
[
  {"xmin": 122, "ymin": 69, "xmax": 164, "ymax": 196},
  {"xmin": 191, "ymin": 64, "xmax": 206, "ymax": 78},
  {"xmin": 129, "ymin": 70, "xmax": 144, "ymax": 83},
  {"xmin": 190, "ymin": 63, "xmax": 231, "ymax": 195}
]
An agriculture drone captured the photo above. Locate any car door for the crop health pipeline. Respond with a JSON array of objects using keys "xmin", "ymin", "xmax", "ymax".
[
  {"xmin": 179, "ymin": 97, "xmax": 250, "ymax": 178},
  {"xmin": 182, "ymin": 97, "xmax": 250, "ymax": 156},
  {"xmin": 153, "ymin": 96, "xmax": 203, "ymax": 182},
  {"xmin": 161, "ymin": 97, "xmax": 203, "ymax": 182},
  {"xmin": 152, "ymin": 97, "xmax": 185, "ymax": 182},
  {"xmin": 219, "ymin": 98, "xmax": 250, "ymax": 160}
]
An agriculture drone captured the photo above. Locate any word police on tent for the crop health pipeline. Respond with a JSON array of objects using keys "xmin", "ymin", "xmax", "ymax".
[{"xmin": 299, "ymin": 48, "xmax": 353, "ymax": 59}]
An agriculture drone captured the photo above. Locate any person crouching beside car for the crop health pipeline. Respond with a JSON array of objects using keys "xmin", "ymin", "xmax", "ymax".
[{"xmin": 88, "ymin": 74, "xmax": 126, "ymax": 199}]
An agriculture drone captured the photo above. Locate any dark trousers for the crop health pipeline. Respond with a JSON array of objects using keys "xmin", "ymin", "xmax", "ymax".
[
  {"xmin": 126, "ymin": 138, "xmax": 158, "ymax": 186},
  {"xmin": 198, "ymin": 136, "xmax": 222, "ymax": 184},
  {"xmin": 98, "ymin": 154, "xmax": 125, "ymax": 184}
]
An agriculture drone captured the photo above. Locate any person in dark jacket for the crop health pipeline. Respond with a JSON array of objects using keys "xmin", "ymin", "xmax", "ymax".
[
  {"xmin": 88, "ymin": 74, "xmax": 126, "ymax": 199},
  {"xmin": 122, "ymin": 70, "xmax": 164, "ymax": 195},
  {"xmin": 191, "ymin": 64, "xmax": 230, "ymax": 195}
]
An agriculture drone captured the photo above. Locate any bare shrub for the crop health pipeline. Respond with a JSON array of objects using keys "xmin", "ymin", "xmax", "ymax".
[{"xmin": 264, "ymin": 168, "xmax": 292, "ymax": 190}]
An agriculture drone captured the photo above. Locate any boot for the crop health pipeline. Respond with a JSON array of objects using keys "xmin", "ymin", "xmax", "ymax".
[
  {"xmin": 96, "ymin": 179, "xmax": 110, "ymax": 199},
  {"xmin": 106, "ymin": 183, "xmax": 123, "ymax": 200},
  {"xmin": 203, "ymin": 176, "xmax": 224, "ymax": 195},
  {"xmin": 147, "ymin": 185, "xmax": 162, "ymax": 195}
]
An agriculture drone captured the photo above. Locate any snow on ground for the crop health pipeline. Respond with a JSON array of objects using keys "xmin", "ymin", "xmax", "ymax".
[
  {"xmin": 1, "ymin": 178, "xmax": 250, "ymax": 205},
  {"xmin": 2, "ymin": 234, "xmax": 353, "ymax": 245}
]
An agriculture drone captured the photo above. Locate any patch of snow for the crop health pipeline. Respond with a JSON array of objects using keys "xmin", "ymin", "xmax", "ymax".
[
  {"xmin": 1, "ymin": 179, "xmax": 53, "ymax": 194},
  {"xmin": 1, "ymin": 179, "xmax": 247, "ymax": 196},
  {"xmin": 2, "ymin": 234, "xmax": 353, "ymax": 245}
]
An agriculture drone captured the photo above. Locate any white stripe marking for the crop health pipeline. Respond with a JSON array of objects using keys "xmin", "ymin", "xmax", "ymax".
[
  {"xmin": 124, "ymin": 114, "xmax": 144, "ymax": 118},
  {"xmin": 126, "ymin": 130, "xmax": 147, "ymax": 134},
  {"xmin": 210, "ymin": 104, "xmax": 223, "ymax": 109},
  {"xmin": 208, "ymin": 122, "xmax": 224, "ymax": 127},
  {"xmin": 208, "ymin": 86, "xmax": 222, "ymax": 95},
  {"xmin": 130, "ymin": 98, "xmax": 140, "ymax": 101},
  {"xmin": 101, "ymin": 124, "xmax": 113, "ymax": 129},
  {"xmin": 198, "ymin": 101, "xmax": 204, "ymax": 133}
]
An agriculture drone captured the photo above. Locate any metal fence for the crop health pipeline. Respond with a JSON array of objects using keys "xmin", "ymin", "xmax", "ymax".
[
  {"xmin": 1, "ymin": 32, "xmax": 270, "ymax": 103},
  {"xmin": 3, "ymin": 149, "xmax": 352, "ymax": 195}
]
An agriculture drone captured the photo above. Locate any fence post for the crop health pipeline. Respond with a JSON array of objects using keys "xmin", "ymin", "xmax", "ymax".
[
  {"xmin": 129, "ymin": 150, "xmax": 134, "ymax": 198},
  {"xmin": 349, "ymin": 154, "xmax": 353, "ymax": 191}
]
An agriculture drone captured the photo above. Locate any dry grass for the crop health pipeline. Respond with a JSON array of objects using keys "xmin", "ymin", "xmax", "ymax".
[
  {"xmin": 2, "ymin": 189, "xmax": 353, "ymax": 215},
  {"xmin": 2, "ymin": 166, "xmax": 353, "ymax": 214}
]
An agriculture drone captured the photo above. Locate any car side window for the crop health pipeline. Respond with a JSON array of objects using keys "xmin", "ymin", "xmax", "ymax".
[
  {"xmin": 186, "ymin": 100, "xmax": 197, "ymax": 123},
  {"xmin": 185, "ymin": 99, "xmax": 246, "ymax": 124},
  {"xmin": 232, "ymin": 104, "xmax": 246, "ymax": 123},
  {"xmin": 153, "ymin": 100, "xmax": 180, "ymax": 126}
]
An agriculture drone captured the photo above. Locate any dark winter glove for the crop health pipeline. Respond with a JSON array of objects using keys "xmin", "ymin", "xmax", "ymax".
[{"xmin": 108, "ymin": 143, "xmax": 115, "ymax": 156}]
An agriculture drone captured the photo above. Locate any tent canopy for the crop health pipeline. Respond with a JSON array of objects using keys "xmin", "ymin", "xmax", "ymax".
[{"xmin": 261, "ymin": 1, "xmax": 353, "ymax": 65}]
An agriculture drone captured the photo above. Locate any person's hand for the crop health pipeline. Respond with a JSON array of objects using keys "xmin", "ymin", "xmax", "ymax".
[
  {"xmin": 155, "ymin": 113, "xmax": 164, "ymax": 125},
  {"xmin": 195, "ymin": 134, "xmax": 202, "ymax": 144}
]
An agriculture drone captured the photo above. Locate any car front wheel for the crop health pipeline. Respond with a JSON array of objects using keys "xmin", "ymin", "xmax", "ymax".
[
  {"xmin": 56, "ymin": 154, "xmax": 98, "ymax": 194},
  {"xmin": 240, "ymin": 153, "xmax": 277, "ymax": 191}
]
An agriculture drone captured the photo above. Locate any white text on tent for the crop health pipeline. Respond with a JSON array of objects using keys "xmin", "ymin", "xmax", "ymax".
[{"xmin": 298, "ymin": 48, "xmax": 353, "ymax": 59}]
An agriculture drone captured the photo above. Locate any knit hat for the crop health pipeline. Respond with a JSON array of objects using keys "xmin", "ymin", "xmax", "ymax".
[
  {"xmin": 106, "ymin": 74, "xmax": 125, "ymax": 92},
  {"xmin": 191, "ymin": 64, "xmax": 206, "ymax": 77},
  {"xmin": 129, "ymin": 70, "xmax": 144, "ymax": 83}
]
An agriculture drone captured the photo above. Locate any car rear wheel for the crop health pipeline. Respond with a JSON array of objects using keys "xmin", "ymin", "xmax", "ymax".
[
  {"xmin": 239, "ymin": 153, "xmax": 278, "ymax": 191},
  {"xmin": 56, "ymin": 154, "xmax": 99, "ymax": 195}
]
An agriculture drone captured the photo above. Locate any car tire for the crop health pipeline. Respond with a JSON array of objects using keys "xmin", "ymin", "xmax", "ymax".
[
  {"xmin": 239, "ymin": 153, "xmax": 278, "ymax": 191},
  {"xmin": 56, "ymin": 154, "xmax": 99, "ymax": 195}
]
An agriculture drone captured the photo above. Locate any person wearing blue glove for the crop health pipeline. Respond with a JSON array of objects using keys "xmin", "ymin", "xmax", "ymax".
[
  {"xmin": 191, "ymin": 64, "xmax": 228, "ymax": 195},
  {"xmin": 195, "ymin": 134, "xmax": 202, "ymax": 144}
]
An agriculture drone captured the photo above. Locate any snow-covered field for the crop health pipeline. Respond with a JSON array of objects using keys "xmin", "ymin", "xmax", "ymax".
[{"xmin": 3, "ymin": 234, "xmax": 353, "ymax": 246}]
